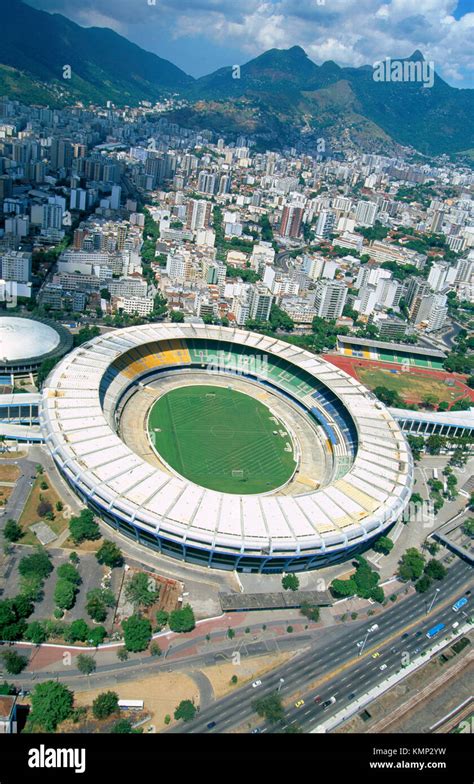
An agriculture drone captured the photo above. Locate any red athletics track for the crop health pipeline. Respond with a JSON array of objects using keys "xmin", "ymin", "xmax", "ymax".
[{"xmin": 322, "ymin": 353, "xmax": 474, "ymax": 410}]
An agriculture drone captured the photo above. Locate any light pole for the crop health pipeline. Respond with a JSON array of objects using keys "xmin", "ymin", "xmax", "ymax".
[
  {"xmin": 278, "ymin": 678, "xmax": 285, "ymax": 693},
  {"xmin": 358, "ymin": 628, "xmax": 371, "ymax": 657},
  {"xmin": 427, "ymin": 587, "xmax": 441, "ymax": 615}
]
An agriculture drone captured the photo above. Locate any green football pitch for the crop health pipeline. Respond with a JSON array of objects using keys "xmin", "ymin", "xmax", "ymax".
[{"xmin": 148, "ymin": 385, "xmax": 297, "ymax": 494}]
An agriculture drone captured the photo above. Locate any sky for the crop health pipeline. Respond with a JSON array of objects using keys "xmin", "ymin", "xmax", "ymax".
[{"xmin": 25, "ymin": 0, "xmax": 474, "ymax": 87}]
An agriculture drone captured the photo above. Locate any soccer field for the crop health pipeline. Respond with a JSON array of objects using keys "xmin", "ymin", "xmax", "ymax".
[{"xmin": 148, "ymin": 385, "xmax": 297, "ymax": 494}]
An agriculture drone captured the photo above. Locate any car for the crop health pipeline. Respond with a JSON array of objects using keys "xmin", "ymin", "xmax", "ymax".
[
  {"xmin": 314, "ymin": 695, "xmax": 322, "ymax": 703},
  {"xmin": 414, "ymin": 647, "xmax": 421, "ymax": 654},
  {"xmin": 415, "ymin": 631, "xmax": 422, "ymax": 637},
  {"xmin": 207, "ymin": 721, "xmax": 217, "ymax": 730},
  {"xmin": 371, "ymin": 652, "xmax": 381, "ymax": 659},
  {"xmin": 348, "ymin": 692, "xmax": 356, "ymax": 700},
  {"xmin": 466, "ymin": 590, "xmax": 471, "ymax": 596},
  {"xmin": 452, "ymin": 621, "xmax": 460, "ymax": 629},
  {"xmin": 251, "ymin": 680, "xmax": 262, "ymax": 688},
  {"xmin": 251, "ymin": 728, "xmax": 261, "ymax": 734},
  {"xmin": 294, "ymin": 700, "xmax": 305, "ymax": 709},
  {"xmin": 322, "ymin": 697, "xmax": 336, "ymax": 709},
  {"xmin": 401, "ymin": 633, "xmax": 409, "ymax": 640},
  {"xmin": 368, "ymin": 624, "xmax": 379, "ymax": 633},
  {"xmin": 390, "ymin": 647, "xmax": 398, "ymax": 654},
  {"xmin": 356, "ymin": 640, "xmax": 364, "ymax": 648},
  {"xmin": 379, "ymin": 664, "xmax": 387, "ymax": 671}
]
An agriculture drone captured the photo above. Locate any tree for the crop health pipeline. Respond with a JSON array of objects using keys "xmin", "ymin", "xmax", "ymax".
[
  {"xmin": 174, "ymin": 699, "xmax": 196, "ymax": 723},
  {"xmin": 462, "ymin": 519, "xmax": 474, "ymax": 538},
  {"xmin": 150, "ymin": 642, "xmax": 162, "ymax": 657},
  {"xmin": 112, "ymin": 719, "xmax": 139, "ymax": 733},
  {"xmin": 331, "ymin": 578, "xmax": 357, "ymax": 598},
  {"xmin": 77, "ymin": 654, "xmax": 96, "ymax": 675},
  {"xmin": 424, "ymin": 559, "xmax": 447, "ymax": 581},
  {"xmin": 96, "ymin": 540, "xmax": 124, "ymax": 568},
  {"xmin": 69, "ymin": 509, "xmax": 100, "ymax": 544},
  {"xmin": 170, "ymin": 310, "xmax": 185, "ymax": 323},
  {"xmin": 18, "ymin": 550, "xmax": 53, "ymax": 581},
  {"xmin": 92, "ymin": 691, "xmax": 119, "ymax": 720},
  {"xmin": 122, "ymin": 614, "xmax": 152, "ymax": 652},
  {"xmin": 398, "ymin": 548, "xmax": 425, "ymax": 582},
  {"xmin": 29, "ymin": 681, "xmax": 74, "ymax": 731},
  {"xmin": 155, "ymin": 610, "xmax": 169, "ymax": 630},
  {"xmin": 67, "ymin": 619, "xmax": 90, "ymax": 643},
  {"xmin": 125, "ymin": 573, "xmax": 159, "ymax": 608},
  {"xmin": 415, "ymin": 575, "xmax": 432, "ymax": 593},
  {"xmin": 24, "ymin": 621, "xmax": 47, "ymax": 644},
  {"xmin": 0, "ymin": 599, "xmax": 27, "ymax": 641},
  {"xmin": 372, "ymin": 536, "xmax": 394, "ymax": 555},
  {"xmin": 300, "ymin": 603, "xmax": 320, "ymax": 622},
  {"xmin": 426, "ymin": 434, "xmax": 444, "ymax": 455},
  {"xmin": 3, "ymin": 519, "xmax": 23, "ymax": 542},
  {"xmin": 86, "ymin": 588, "xmax": 115, "ymax": 623},
  {"xmin": 252, "ymin": 692, "xmax": 285, "ymax": 724},
  {"xmin": 54, "ymin": 578, "xmax": 77, "ymax": 611},
  {"xmin": 281, "ymin": 574, "xmax": 300, "ymax": 591},
  {"xmin": 168, "ymin": 604, "xmax": 195, "ymax": 633},
  {"xmin": 373, "ymin": 386, "xmax": 404, "ymax": 407},
  {"xmin": 57, "ymin": 563, "xmax": 81, "ymax": 586},
  {"xmin": 1, "ymin": 649, "xmax": 28, "ymax": 674}
]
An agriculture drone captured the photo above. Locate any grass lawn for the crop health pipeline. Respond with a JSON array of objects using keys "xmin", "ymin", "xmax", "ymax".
[
  {"xmin": 356, "ymin": 366, "xmax": 468, "ymax": 405},
  {"xmin": 18, "ymin": 473, "xmax": 70, "ymax": 546},
  {"xmin": 0, "ymin": 465, "xmax": 21, "ymax": 482},
  {"xmin": 148, "ymin": 385, "xmax": 297, "ymax": 494}
]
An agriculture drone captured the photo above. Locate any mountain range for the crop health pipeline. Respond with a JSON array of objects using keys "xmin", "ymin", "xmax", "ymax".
[{"xmin": 1, "ymin": 0, "xmax": 473, "ymax": 157}]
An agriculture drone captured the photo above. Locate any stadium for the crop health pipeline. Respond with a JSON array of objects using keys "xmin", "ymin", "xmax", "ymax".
[
  {"xmin": 0, "ymin": 314, "xmax": 73, "ymax": 377},
  {"xmin": 40, "ymin": 324, "xmax": 414, "ymax": 573}
]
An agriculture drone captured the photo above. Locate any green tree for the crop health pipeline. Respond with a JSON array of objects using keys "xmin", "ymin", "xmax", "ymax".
[
  {"xmin": 424, "ymin": 559, "xmax": 447, "ymax": 580},
  {"xmin": 372, "ymin": 536, "xmax": 394, "ymax": 555},
  {"xmin": 168, "ymin": 604, "xmax": 195, "ymax": 633},
  {"xmin": 425, "ymin": 434, "xmax": 444, "ymax": 455},
  {"xmin": 54, "ymin": 578, "xmax": 77, "ymax": 610},
  {"xmin": 281, "ymin": 574, "xmax": 300, "ymax": 591},
  {"xmin": 462, "ymin": 518, "xmax": 474, "ymax": 538},
  {"xmin": 67, "ymin": 619, "xmax": 90, "ymax": 643},
  {"xmin": 28, "ymin": 681, "xmax": 74, "ymax": 731},
  {"xmin": 125, "ymin": 573, "xmax": 159, "ymax": 608},
  {"xmin": 18, "ymin": 549, "xmax": 53, "ymax": 581},
  {"xmin": 24, "ymin": 621, "xmax": 47, "ymax": 644},
  {"xmin": 69, "ymin": 510, "xmax": 100, "ymax": 544},
  {"xmin": 77, "ymin": 654, "xmax": 96, "ymax": 675},
  {"xmin": 122, "ymin": 614, "xmax": 152, "ymax": 652},
  {"xmin": 1, "ymin": 649, "xmax": 28, "ymax": 674},
  {"xmin": 88, "ymin": 626, "xmax": 106, "ymax": 647},
  {"xmin": 57, "ymin": 563, "xmax": 81, "ymax": 585},
  {"xmin": 252, "ymin": 692, "xmax": 285, "ymax": 724},
  {"xmin": 96, "ymin": 540, "xmax": 124, "ymax": 568},
  {"xmin": 92, "ymin": 691, "xmax": 119, "ymax": 720},
  {"xmin": 155, "ymin": 610, "xmax": 169, "ymax": 630},
  {"xmin": 3, "ymin": 519, "xmax": 23, "ymax": 542},
  {"xmin": 415, "ymin": 574, "xmax": 432, "ymax": 593},
  {"xmin": 170, "ymin": 310, "xmax": 185, "ymax": 323},
  {"xmin": 150, "ymin": 642, "xmax": 162, "ymax": 657},
  {"xmin": 174, "ymin": 699, "xmax": 197, "ymax": 723},
  {"xmin": 300, "ymin": 603, "xmax": 320, "ymax": 622},
  {"xmin": 398, "ymin": 548, "xmax": 425, "ymax": 582}
]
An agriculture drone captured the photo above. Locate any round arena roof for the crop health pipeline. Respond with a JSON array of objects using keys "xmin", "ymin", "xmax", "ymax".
[
  {"xmin": 40, "ymin": 324, "xmax": 414, "ymax": 568},
  {"xmin": 0, "ymin": 317, "xmax": 60, "ymax": 361},
  {"xmin": 0, "ymin": 314, "xmax": 73, "ymax": 372}
]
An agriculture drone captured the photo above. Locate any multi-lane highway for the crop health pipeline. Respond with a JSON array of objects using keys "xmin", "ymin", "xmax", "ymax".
[{"xmin": 170, "ymin": 560, "xmax": 473, "ymax": 734}]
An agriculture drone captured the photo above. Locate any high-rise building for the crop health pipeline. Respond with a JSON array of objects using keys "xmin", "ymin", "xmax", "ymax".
[
  {"xmin": 186, "ymin": 199, "xmax": 212, "ymax": 231},
  {"xmin": 315, "ymin": 210, "xmax": 336, "ymax": 240},
  {"xmin": 0, "ymin": 250, "xmax": 32, "ymax": 283},
  {"xmin": 249, "ymin": 286, "xmax": 273, "ymax": 322},
  {"xmin": 355, "ymin": 200, "xmax": 378, "ymax": 227},
  {"xmin": 280, "ymin": 204, "xmax": 304, "ymax": 238},
  {"xmin": 313, "ymin": 280, "xmax": 348, "ymax": 319}
]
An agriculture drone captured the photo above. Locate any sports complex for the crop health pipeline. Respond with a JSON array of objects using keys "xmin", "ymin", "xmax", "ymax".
[{"xmin": 39, "ymin": 324, "xmax": 414, "ymax": 573}]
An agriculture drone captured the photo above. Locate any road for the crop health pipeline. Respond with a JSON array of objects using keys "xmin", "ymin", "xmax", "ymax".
[{"xmin": 168, "ymin": 560, "xmax": 472, "ymax": 734}]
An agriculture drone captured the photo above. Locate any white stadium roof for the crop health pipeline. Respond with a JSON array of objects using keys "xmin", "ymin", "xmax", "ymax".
[{"xmin": 40, "ymin": 324, "xmax": 413, "ymax": 558}]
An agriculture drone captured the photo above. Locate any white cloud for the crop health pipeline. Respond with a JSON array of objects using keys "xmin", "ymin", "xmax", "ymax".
[{"xmin": 26, "ymin": 0, "xmax": 474, "ymax": 85}]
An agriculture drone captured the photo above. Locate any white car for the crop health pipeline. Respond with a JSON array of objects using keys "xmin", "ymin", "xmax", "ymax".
[
  {"xmin": 379, "ymin": 664, "xmax": 387, "ymax": 671},
  {"xmin": 252, "ymin": 680, "xmax": 262, "ymax": 688},
  {"xmin": 452, "ymin": 621, "xmax": 460, "ymax": 629},
  {"xmin": 368, "ymin": 624, "xmax": 379, "ymax": 633},
  {"xmin": 356, "ymin": 640, "xmax": 364, "ymax": 648}
]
